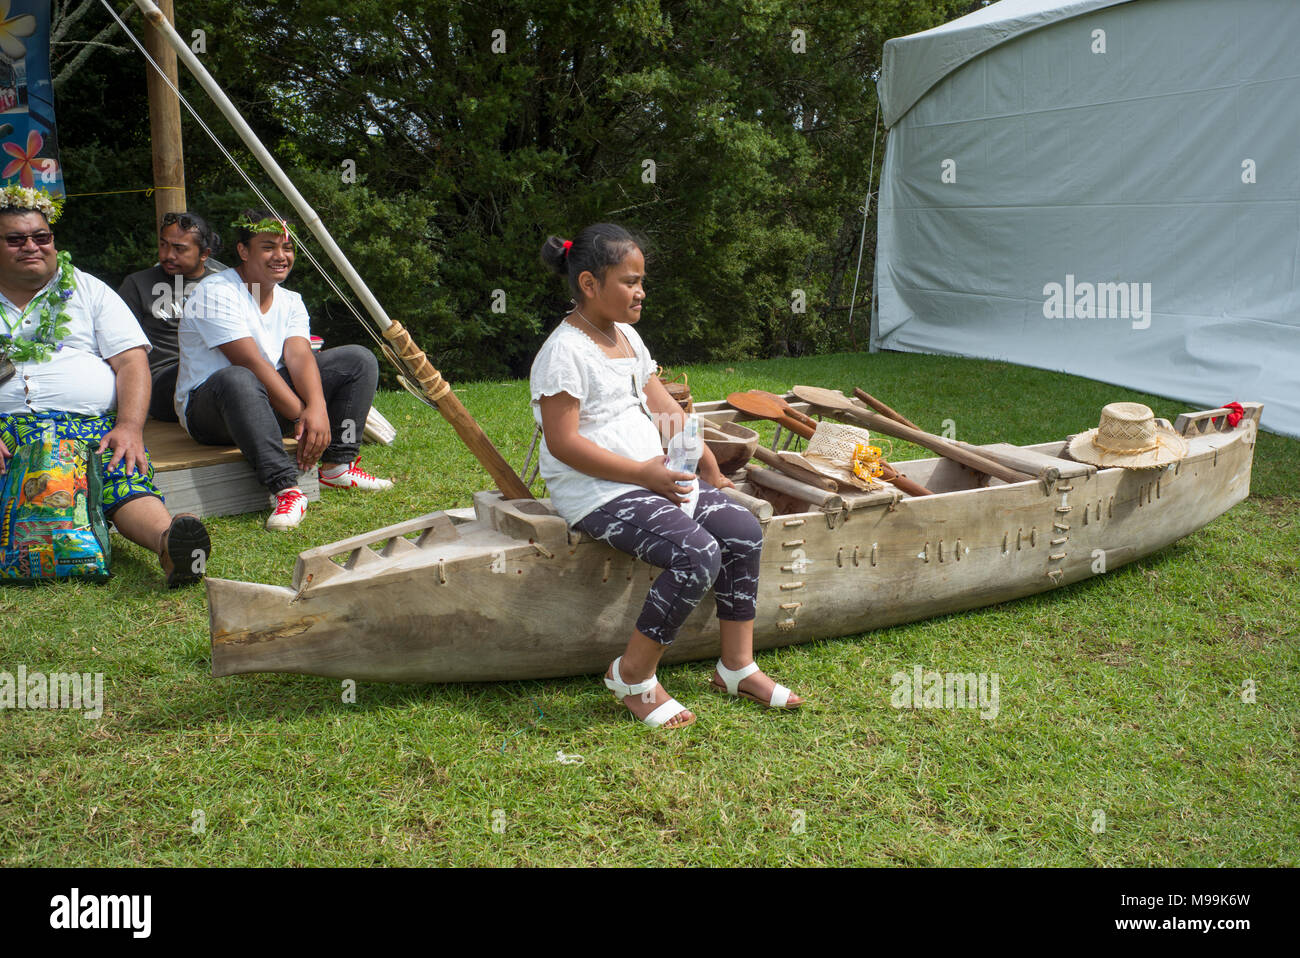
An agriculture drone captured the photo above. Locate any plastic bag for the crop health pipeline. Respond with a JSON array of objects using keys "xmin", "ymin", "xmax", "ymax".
[{"xmin": 0, "ymin": 422, "xmax": 111, "ymax": 583}]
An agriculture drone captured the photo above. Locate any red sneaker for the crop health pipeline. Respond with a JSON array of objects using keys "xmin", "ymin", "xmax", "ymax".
[
  {"xmin": 266, "ymin": 487, "xmax": 308, "ymax": 530},
  {"xmin": 318, "ymin": 457, "xmax": 393, "ymax": 491}
]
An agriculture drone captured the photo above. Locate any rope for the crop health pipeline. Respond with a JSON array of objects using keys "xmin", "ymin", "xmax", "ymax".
[
  {"xmin": 63, "ymin": 186, "xmax": 184, "ymax": 197},
  {"xmin": 96, "ymin": 0, "xmax": 387, "ymax": 355},
  {"xmin": 846, "ymin": 96, "xmax": 882, "ymax": 339}
]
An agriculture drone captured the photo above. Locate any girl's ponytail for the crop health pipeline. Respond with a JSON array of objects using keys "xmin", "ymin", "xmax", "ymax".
[
  {"xmin": 540, "ymin": 235, "xmax": 570, "ymax": 276},
  {"xmin": 540, "ymin": 223, "xmax": 644, "ymax": 301}
]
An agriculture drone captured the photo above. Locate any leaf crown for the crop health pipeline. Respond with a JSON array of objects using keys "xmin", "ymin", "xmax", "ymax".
[{"xmin": 233, "ymin": 213, "xmax": 298, "ymax": 241}]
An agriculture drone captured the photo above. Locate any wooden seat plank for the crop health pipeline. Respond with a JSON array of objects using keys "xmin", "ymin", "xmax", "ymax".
[
  {"xmin": 142, "ymin": 420, "xmax": 318, "ymax": 519},
  {"xmin": 144, "ymin": 420, "xmax": 302, "ymax": 472}
]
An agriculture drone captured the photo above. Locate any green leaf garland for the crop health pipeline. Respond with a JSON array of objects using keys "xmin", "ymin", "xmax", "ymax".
[{"xmin": 0, "ymin": 250, "xmax": 77, "ymax": 364}]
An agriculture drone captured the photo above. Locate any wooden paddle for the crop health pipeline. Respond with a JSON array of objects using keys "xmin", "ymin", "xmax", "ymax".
[
  {"xmin": 730, "ymin": 390, "xmax": 934, "ymax": 496},
  {"xmin": 791, "ymin": 386, "xmax": 1035, "ymax": 485},
  {"xmin": 748, "ymin": 390, "xmax": 819, "ymax": 430},
  {"xmin": 726, "ymin": 392, "xmax": 816, "ymax": 440},
  {"xmin": 754, "ymin": 389, "xmax": 937, "ymax": 494}
]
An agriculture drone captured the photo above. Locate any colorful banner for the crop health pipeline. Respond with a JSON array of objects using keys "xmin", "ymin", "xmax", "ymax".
[{"xmin": 0, "ymin": 1, "xmax": 63, "ymax": 197}]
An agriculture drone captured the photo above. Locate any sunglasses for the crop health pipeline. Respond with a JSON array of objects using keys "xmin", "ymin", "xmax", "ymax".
[
  {"xmin": 3, "ymin": 231, "xmax": 54, "ymax": 249},
  {"xmin": 161, "ymin": 211, "xmax": 203, "ymax": 232}
]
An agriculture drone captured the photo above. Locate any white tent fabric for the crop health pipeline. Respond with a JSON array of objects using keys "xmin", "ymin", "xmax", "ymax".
[
  {"xmin": 872, "ymin": 0, "xmax": 1300, "ymax": 437},
  {"xmin": 879, "ymin": 0, "xmax": 1135, "ymax": 128}
]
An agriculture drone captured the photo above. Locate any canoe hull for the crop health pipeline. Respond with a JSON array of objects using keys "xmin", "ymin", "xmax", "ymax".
[{"xmin": 208, "ymin": 409, "xmax": 1259, "ymax": 682}]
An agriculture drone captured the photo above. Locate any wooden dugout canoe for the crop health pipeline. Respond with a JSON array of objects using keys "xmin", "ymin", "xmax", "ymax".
[{"xmin": 206, "ymin": 399, "xmax": 1263, "ymax": 682}]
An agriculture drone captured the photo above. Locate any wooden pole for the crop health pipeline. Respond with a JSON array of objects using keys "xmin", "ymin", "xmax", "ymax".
[
  {"xmin": 743, "ymin": 465, "xmax": 843, "ymax": 512},
  {"xmin": 749, "ymin": 445, "xmax": 838, "ymax": 492},
  {"xmin": 851, "ymin": 387, "xmax": 921, "ymax": 432},
  {"xmin": 129, "ymin": 0, "xmax": 533, "ymax": 500},
  {"xmin": 143, "ymin": 0, "xmax": 186, "ymax": 228}
]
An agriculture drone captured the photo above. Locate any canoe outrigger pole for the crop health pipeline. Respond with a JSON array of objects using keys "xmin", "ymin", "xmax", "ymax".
[{"xmin": 125, "ymin": 0, "xmax": 534, "ymax": 500}]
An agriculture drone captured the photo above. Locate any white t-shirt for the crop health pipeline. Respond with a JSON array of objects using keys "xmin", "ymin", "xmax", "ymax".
[
  {"xmin": 174, "ymin": 270, "xmax": 311, "ymax": 430},
  {"xmin": 0, "ymin": 268, "xmax": 150, "ymax": 417},
  {"xmin": 529, "ymin": 319, "xmax": 664, "ymax": 525}
]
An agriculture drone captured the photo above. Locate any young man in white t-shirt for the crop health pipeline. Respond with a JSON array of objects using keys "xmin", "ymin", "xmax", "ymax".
[{"xmin": 175, "ymin": 211, "xmax": 393, "ymax": 530}]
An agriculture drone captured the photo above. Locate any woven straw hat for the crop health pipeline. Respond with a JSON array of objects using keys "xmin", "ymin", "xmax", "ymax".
[
  {"xmin": 1067, "ymin": 402, "xmax": 1188, "ymax": 469},
  {"xmin": 784, "ymin": 421, "xmax": 880, "ymax": 490}
]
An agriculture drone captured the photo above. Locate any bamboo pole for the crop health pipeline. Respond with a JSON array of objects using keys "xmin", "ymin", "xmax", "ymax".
[
  {"xmin": 130, "ymin": 0, "xmax": 533, "ymax": 500},
  {"xmin": 144, "ymin": 0, "xmax": 185, "ymax": 227}
]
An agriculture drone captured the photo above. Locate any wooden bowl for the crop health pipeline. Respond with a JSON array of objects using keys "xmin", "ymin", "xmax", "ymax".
[{"xmin": 702, "ymin": 421, "xmax": 760, "ymax": 474}]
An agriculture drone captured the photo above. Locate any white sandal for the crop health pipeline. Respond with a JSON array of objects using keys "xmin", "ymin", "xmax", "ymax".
[
  {"xmin": 712, "ymin": 659, "xmax": 800, "ymax": 709},
  {"xmin": 604, "ymin": 657, "xmax": 695, "ymax": 729}
]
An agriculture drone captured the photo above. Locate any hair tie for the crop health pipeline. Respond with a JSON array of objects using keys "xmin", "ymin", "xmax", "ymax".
[{"xmin": 562, "ymin": 240, "xmax": 573, "ymax": 257}]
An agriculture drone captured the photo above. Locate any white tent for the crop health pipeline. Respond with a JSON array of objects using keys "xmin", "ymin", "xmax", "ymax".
[{"xmin": 872, "ymin": 0, "xmax": 1300, "ymax": 437}]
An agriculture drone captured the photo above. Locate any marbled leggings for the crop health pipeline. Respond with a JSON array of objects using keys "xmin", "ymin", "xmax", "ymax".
[{"xmin": 573, "ymin": 483, "xmax": 764, "ymax": 645}]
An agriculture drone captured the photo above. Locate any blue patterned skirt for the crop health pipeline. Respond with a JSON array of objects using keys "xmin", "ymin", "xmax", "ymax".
[{"xmin": 1, "ymin": 411, "xmax": 164, "ymax": 515}]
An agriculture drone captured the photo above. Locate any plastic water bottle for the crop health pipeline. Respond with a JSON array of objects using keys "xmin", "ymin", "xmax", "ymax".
[{"xmin": 665, "ymin": 414, "xmax": 702, "ymax": 516}]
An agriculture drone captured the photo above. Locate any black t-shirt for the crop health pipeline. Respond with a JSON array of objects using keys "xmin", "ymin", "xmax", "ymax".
[{"xmin": 117, "ymin": 260, "xmax": 227, "ymax": 373}]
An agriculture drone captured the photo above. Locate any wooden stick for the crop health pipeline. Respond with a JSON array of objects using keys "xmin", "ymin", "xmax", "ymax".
[
  {"xmin": 877, "ymin": 463, "xmax": 934, "ymax": 498},
  {"xmin": 744, "ymin": 465, "xmax": 843, "ymax": 511},
  {"xmin": 750, "ymin": 445, "xmax": 839, "ymax": 491},
  {"xmin": 852, "ymin": 387, "xmax": 920, "ymax": 431},
  {"xmin": 850, "ymin": 389, "xmax": 1052, "ymax": 485},
  {"xmin": 719, "ymin": 485, "xmax": 774, "ymax": 521}
]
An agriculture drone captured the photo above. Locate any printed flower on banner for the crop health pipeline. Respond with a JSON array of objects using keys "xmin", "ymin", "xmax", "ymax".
[
  {"xmin": 3, "ymin": 131, "xmax": 51, "ymax": 188},
  {"xmin": 0, "ymin": 1, "xmax": 37, "ymax": 61}
]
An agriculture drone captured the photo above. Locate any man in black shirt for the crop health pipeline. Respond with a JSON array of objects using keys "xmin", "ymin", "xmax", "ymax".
[{"xmin": 118, "ymin": 211, "xmax": 225, "ymax": 421}]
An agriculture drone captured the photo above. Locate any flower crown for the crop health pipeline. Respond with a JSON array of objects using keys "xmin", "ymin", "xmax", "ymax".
[
  {"xmin": 0, "ymin": 185, "xmax": 64, "ymax": 223},
  {"xmin": 233, "ymin": 212, "xmax": 298, "ymax": 241}
]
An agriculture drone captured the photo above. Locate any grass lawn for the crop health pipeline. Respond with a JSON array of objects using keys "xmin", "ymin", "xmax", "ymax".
[{"xmin": 2, "ymin": 351, "xmax": 1296, "ymax": 866}]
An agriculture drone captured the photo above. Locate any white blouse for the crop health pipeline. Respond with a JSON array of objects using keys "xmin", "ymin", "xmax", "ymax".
[{"xmin": 529, "ymin": 319, "xmax": 664, "ymax": 525}]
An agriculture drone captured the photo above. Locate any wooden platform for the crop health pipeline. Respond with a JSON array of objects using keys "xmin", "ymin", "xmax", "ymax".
[{"xmin": 144, "ymin": 421, "xmax": 320, "ymax": 519}]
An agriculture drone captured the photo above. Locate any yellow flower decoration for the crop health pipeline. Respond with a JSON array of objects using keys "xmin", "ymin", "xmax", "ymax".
[{"xmin": 0, "ymin": 1, "xmax": 37, "ymax": 62}]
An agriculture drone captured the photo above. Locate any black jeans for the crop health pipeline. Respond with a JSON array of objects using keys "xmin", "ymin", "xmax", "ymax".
[
  {"xmin": 149, "ymin": 363, "xmax": 179, "ymax": 422},
  {"xmin": 184, "ymin": 345, "xmax": 378, "ymax": 493}
]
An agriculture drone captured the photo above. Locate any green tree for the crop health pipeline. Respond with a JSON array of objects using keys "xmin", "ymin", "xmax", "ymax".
[{"xmin": 53, "ymin": 0, "xmax": 982, "ymax": 380}]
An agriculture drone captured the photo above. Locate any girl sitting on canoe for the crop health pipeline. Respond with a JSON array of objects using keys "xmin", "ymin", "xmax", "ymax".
[{"xmin": 531, "ymin": 223, "xmax": 803, "ymax": 729}]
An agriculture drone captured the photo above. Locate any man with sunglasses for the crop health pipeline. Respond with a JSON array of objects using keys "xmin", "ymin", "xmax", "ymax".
[
  {"xmin": 117, "ymin": 211, "xmax": 226, "ymax": 422},
  {"xmin": 0, "ymin": 188, "xmax": 211, "ymax": 587}
]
